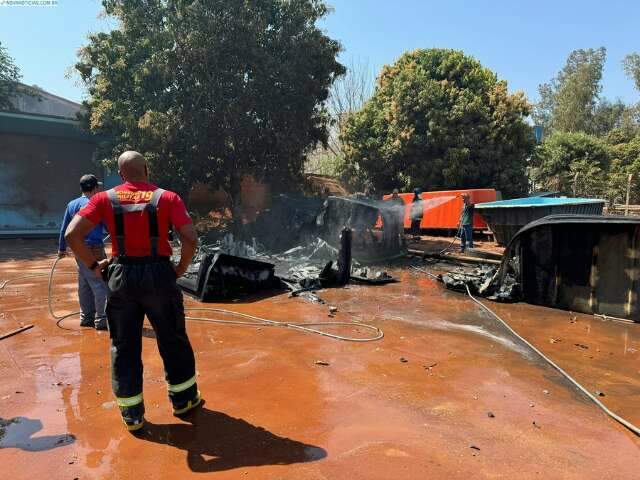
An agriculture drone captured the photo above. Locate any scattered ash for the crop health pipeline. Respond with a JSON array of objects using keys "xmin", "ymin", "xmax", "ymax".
[{"xmin": 185, "ymin": 231, "xmax": 395, "ymax": 302}]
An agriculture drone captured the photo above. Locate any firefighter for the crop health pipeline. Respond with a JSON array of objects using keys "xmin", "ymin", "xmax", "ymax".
[{"xmin": 64, "ymin": 151, "xmax": 200, "ymax": 432}]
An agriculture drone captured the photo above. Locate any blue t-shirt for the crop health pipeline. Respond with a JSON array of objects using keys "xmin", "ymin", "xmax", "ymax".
[{"xmin": 58, "ymin": 195, "xmax": 105, "ymax": 251}]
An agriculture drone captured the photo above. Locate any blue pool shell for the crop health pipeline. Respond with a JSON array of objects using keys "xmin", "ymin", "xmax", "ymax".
[{"xmin": 476, "ymin": 197, "xmax": 605, "ymax": 208}]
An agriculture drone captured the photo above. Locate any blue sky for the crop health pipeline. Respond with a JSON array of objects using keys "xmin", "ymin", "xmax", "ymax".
[{"xmin": 1, "ymin": 0, "xmax": 638, "ymax": 104}]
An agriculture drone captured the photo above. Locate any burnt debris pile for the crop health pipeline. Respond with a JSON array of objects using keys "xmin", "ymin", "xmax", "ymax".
[
  {"xmin": 179, "ymin": 195, "xmax": 405, "ymax": 303},
  {"xmin": 241, "ymin": 194, "xmax": 407, "ymax": 263},
  {"xmin": 440, "ymin": 262, "xmax": 519, "ymax": 302}
]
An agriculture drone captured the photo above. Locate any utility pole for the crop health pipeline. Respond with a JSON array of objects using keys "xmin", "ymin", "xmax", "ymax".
[
  {"xmin": 573, "ymin": 173, "xmax": 579, "ymax": 197},
  {"xmin": 625, "ymin": 173, "xmax": 633, "ymax": 216}
]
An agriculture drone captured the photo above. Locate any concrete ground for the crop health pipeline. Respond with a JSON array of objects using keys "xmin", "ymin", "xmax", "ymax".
[{"xmin": 0, "ymin": 239, "xmax": 639, "ymax": 479}]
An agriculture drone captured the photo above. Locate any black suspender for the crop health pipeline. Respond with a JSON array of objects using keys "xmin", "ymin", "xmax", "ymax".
[
  {"xmin": 147, "ymin": 188, "xmax": 164, "ymax": 257},
  {"xmin": 107, "ymin": 189, "xmax": 126, "ymax": 256},
  {"xmin": 106, "ymin": 188, "xmax": 166, "ymax": 257}
]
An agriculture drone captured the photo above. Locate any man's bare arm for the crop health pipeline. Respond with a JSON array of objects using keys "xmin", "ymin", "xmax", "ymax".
[
  {"xmin": 65, "ymin": 215, "xmax": 109, "ymax": 277},
  {"xmin": 174, "ymin": 223, "xmax": 198, "ymax": 278}
]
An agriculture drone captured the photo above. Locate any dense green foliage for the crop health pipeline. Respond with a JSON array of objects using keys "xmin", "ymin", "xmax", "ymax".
[
  {"xmin": 530, "ymin": 48, "xmax": 640, "ymax": 204},
  {"xmin": 530, "ymin": 131, "xmax": 609, "ymax": 197},
  {"xmin": 77, "ymin": 0, "xmax": 344, "ymax": 216},
  {"xmin": 339, "ymin": 49, "xmax": 534, "ymax": 197},
  {"xmin": 64, "ymin": 3, "xmax": 640, "ymax": 207},
  {"xmin": 0, "ymin": 41, "xmax": 22, "ymax": 111},
  {"xmin": 532, "ymin": 129, "xmax": 640, "ymax": 203}
]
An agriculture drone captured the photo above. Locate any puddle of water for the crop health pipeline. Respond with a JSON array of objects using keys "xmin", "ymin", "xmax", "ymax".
[{"xmin": 0, "ymin": 417, "xmax": 75, "ymax": 451}]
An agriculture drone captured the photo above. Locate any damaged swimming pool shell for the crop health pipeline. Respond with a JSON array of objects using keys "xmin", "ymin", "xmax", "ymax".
[{"xmin": 444, "ymin": 215, "xmax": 640, "ymax": 323}]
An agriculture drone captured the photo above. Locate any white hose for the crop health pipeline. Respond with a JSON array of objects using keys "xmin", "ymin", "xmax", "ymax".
[
  {"xmin": 41, "ymin": 256, "xmax": 383, "ymax": 342},
  {"xmin": 463, "ymin": 284, "xmax": 640, "ymax": 437},
  {"xmin": 184, "ymin": 307, "xmax": 383, "ymax": 342},
  {"xmin": 48, "ymin": 256, "xmax": 81, "ymax": 328},
  {"xmin": 409, "ymin": 266, "xmax": 640, "ymax": 436}
]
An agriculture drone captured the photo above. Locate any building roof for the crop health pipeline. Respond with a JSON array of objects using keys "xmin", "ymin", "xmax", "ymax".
[
  {"xmin": 0, "ymin": 84, "xmax": 93, "ymax": 141},
  {"xmin": 7, "ymin": 83, "xmax": 84, "ymax": 120},
  {"xmin": 0, "ymin": 110, "xmax": 94, "ymax": 142}
]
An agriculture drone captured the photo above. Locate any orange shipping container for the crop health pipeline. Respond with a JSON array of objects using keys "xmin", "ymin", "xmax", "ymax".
[{"xmin": 382, "ymin": 189, "xmax": 497, "ymax": 230}]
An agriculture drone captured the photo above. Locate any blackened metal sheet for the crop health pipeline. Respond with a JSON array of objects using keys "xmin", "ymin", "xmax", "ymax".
[
  {"xmin": 177, "ymin": 253, "xmax": 278, "ymax": 302},
  {"xmin": 477, "ymin": 200, "xmax": 605, "ymax": 245},
  {"xmin": 491, "ymin": 215, "xmax": 640, "ymax": 322},
  {"xmin": 318, "ymin": 196, "xmax": 406, "ymax": 263}
]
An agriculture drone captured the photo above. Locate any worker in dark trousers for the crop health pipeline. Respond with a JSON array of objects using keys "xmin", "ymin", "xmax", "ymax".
[
  {"xmin": 64, "ymin": 151, "xmax": 200, "ymax": 432},
  {"xmin": 385, "ymin": 188, "xmax": 406, "ymax": 249},
  {"xmin": 460, "ymin": 193, "xmax": 475, "ymax": 253},
  {"xmin": 58, "ymin": 174, "xmax": 108, "ymax": 330},
  {"xmin": 410, "ymin": 188, "xmax": 424, "ymax": 239}
]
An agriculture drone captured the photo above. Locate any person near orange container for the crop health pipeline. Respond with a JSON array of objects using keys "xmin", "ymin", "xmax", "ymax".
[
  {"xmin": 410, "ymin": 188, "xmax": 423, "ymax": 239},
  {"xmin": 460, "ymin": 194, "xmax": 475, "ymax": 253}
]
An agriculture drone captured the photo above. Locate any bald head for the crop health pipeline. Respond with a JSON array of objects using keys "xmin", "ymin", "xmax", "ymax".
[{"xmin": 118, "ymin": 151, "xmax": 148, "ymax": 182}]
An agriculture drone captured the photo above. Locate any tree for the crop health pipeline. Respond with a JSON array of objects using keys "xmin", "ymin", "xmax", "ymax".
[
  {"xmin": 77, "ymin": 0, "xmax": 344, "ymax": 224},
  {"xmin": 339, "ymin": 48, "xmax": 534, "ymax": 197},
  {"xmin": 607, "ymin": 131, "xmax": 640, "ymax": 203},
  {"xmin": 0, "ymin": 41, "xmax": 22, "ymax": 111},
  {"xmin": 530, "ymin": 131, "xmax": 609, "ymax": 197},
  {"xmin": 533, "ymin": 48, "xmax": 607, "ymax": 134},
  {"xmin": 624, "ymin": 53, "xmax": 640, "ymax": 92},
  {"xmin": 326, "ymin": 57, "xmax": 374, "ymax": 155},
  {"xmin": 590, "ymin": 99, "xmax": 629, "ymax": 136},
  {"xmin": 305, "ymin": 57, "xmax": 374, "ymax": 177}
]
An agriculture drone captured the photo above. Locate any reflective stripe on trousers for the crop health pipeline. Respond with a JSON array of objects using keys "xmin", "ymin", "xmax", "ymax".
[
  {"xmin": 168, "ymin": 374, "xmax": 197, "ymax": 393},
  {"xmin": 116, "ymin": 393, "xmax": 143, "ymax": 407}
]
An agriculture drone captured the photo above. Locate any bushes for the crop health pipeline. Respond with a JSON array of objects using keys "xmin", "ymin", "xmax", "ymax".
[{"xmin": 530, "ymin": 130, "xmax": 640, "ymax": 203}]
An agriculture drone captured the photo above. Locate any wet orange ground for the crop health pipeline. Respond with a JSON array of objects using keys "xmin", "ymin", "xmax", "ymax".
[
  {"xmin": 0, "ymin": 239, "xmax": 639, "ymax": 479},
  {"xmin": 409, "ymin": 234, "xmax": 506, "ymax": 256}
]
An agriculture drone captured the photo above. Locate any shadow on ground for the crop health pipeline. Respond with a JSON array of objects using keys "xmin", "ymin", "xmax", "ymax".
[
  {"xmin": 139, "ymin": 406, "xmax": 326, "ymax": 473},
  {"xmin": 0, "ymin": 239, "xmax": 59, "ymax": 262}
]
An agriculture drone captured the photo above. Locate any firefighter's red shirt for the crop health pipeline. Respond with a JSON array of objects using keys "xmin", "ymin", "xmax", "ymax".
[{"xmin": 78, "ymin": 181, "xmax": 192, "ymax": 257}]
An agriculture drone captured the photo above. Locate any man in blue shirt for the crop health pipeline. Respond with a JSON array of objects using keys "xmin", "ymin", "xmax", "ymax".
[{"xmin": 58, "ymin": 174, "xmax": 108, "ymax": 330}]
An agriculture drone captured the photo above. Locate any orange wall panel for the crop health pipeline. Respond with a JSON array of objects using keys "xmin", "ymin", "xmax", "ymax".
[{"xmin": 382, "ymin": 189, "xmax": 496, "ymax": 230}]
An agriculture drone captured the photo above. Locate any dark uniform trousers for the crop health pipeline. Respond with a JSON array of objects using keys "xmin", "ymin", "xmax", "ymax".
[
  {"xmin": 410, "ymin": 200, "xmax": 423, "ymax": 236},
  {"xmin": 104, "ymin": 187, "xmax": 199, "ymax": 422},
  {"xmin": 106, "ymin": 257, "xmax": 198, "ymax": 420}
]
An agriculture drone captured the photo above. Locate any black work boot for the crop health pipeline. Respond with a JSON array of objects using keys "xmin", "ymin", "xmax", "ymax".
[
  {"xmin": 172, "ymin": 390, "xmax": 203, "ymax": 418},
  {"xmin": 120, "ymin": 403, "xmax": 145, "ymax": 433}
]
